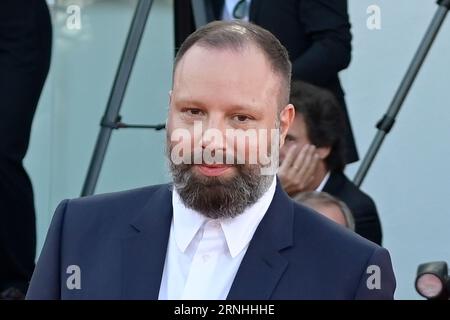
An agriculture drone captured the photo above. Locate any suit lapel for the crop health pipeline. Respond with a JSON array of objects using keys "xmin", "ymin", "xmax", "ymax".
[
  {"xmin": 121, "ymin": 185, "xmax": 173, "ymax": 299},
  {"xmin": 120, "ymin": 179, "xmax": 295, "ymax": 299},
  {"xmin": 227, "ymin": 179, "xmax": 294, "ymax": 299}
]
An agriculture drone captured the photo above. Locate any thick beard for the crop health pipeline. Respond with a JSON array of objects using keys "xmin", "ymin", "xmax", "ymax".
[{"xmin": 166, "ymin": 149, "xmax": 274, "ymax": 220}]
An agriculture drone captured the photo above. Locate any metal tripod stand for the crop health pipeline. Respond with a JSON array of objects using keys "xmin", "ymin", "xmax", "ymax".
[
  {"xmin": 81, "ymin": 0, "xmax": 211, "ymax": 196},
  {"xmin": 354, "ymin": 0, "xmax": 450, "ymax": 186}
]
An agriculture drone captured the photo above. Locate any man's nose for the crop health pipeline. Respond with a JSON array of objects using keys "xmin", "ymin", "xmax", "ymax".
[{"xmin": 200, "ymin": 117, "xmax": 227, "ymax": 151}]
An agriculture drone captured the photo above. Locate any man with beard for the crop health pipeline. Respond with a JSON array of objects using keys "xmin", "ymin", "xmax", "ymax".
[{"xmin": 27, "ymin": 21, "xmax": 395, "ymax": 300}]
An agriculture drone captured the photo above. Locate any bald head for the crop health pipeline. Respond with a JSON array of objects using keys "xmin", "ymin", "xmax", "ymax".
[{"xmin": 173, "ymin": 20, "xmax": 292, "ymax": 109}]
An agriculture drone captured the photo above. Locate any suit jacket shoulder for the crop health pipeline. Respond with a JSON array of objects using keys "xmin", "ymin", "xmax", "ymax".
[
  {"xmin": 227, "ymin": 181, "xmax": 395, "ymax": 299},
  {"xmin": 276, "ymin": 202, "xmax": 394, "ymax": 299},
  {"xmin": 62, "ymin": 184, "xmax": 171, "ymax": 235},
  {"xmin": 27, "ymin": 184, "xmax": 174, "ymax": 300}
]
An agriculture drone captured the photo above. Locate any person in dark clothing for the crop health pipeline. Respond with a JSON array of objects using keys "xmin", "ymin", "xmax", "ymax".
[
  {"xmin": 279, "ymin": 81, "xmax": 382, "ymax": 245},
  {"xmin": 0, "ymin": 0, "xmax": 52, "ymax": 299}
]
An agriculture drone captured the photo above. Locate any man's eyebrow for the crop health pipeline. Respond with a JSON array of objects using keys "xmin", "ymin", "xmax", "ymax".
[
  {"xmin": 227, "ymin": 103, "xmax": 264, "ymax": 114},
  {"xmin": 173, "ymin": 98, "xmax": 208, "ymax": 108},
  {"xmin": 174, "ymin": 98, "xmax": 264, "ymax": 114}
]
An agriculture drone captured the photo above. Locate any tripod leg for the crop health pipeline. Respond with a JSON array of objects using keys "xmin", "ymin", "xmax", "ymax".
[
  {"xmin": 81, "ymin": 0, "xmax": 153, "ymax": 196},
  {"xmin": 353, "ymin": 1, "xmax": 449, "ymax": 187}
]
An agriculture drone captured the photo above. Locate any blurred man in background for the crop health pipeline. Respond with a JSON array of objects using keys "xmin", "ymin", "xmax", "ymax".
[
  {"xmin": 294, "ymin": 191, "xmax": 355, "ymax": 230},
  {"xmin": 279, "ymin": 81, "xmax": 382, "ymax": 245},
  {"xmin": 0, "ymin": 0, "xmax": 52, "ymax": 299}
]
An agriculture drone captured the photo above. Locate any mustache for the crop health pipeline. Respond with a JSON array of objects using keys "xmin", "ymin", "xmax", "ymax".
[
  {"xmin": 169, "ymin": 156, "xmax": 258, "ymax": 188},
  {"xmin": 169, "ymin": 146, "xmax": 249, "ymax": 165}
]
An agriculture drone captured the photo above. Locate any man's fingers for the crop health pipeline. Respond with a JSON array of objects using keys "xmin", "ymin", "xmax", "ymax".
[
  {"xmin": 294, "ymin": 145, "xmax": 315, "ymax": 178},
  {"xmin": 291, "ymin": 144, "xmax": 310, "ymax": 171},
  {"xmin": 303, "ymin": 152, "xmax": 320, "ymax": 183},
  {"xmin": 279, "ymin": 145, "xmax": 297, "ymax": 172}
]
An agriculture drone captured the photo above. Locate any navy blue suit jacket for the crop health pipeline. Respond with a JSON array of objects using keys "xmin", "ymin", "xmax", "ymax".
[{"xmin": 27, "ymin": 181, "xmax": 396, "ymax": 299}]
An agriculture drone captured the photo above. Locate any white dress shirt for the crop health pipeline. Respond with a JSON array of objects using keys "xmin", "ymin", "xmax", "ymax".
[
  {"xmin": 158, "ymin": 176, "xmax": 277, "ymax": 300},
  {"xmin": 222, "ymin": 0, "xmax": 252, "ymax": 21},
  {"xmin": 315, "ymin": 171, "xmax": 331, "ymax": 192}
]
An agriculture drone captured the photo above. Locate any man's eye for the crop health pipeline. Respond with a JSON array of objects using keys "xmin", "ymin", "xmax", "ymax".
[
  {"xmin": 233, "ymin": 115, "xmax": 251, "ymax": 122},
  {"xmin": 285, "ymin": 136, "xmax": 295, "ymax": 142},
  {"xmin": 185, "ymin": 108, "xmax": 203, "ymax": 116}
]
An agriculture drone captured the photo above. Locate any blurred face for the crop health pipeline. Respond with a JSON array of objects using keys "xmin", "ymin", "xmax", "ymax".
[
  {"xmin": 311, "ymin": 203, "xmax": 348, "ymax": 228},
  {"xmin": 166, "ymin": 44, "xmax": 294, "ymax": 218}
]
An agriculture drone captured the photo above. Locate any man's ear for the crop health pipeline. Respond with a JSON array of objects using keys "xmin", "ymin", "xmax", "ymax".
[
  {"xmin": 279, "ymin": 104, "xmax": 295, "ymax": 147},
  {"xmin": 317, "ymin": 146, "xmax": 331, "ymax": 160},
  {"xmin": 168, "ymin": 90, "xmax": 173, "ymax": 106}
]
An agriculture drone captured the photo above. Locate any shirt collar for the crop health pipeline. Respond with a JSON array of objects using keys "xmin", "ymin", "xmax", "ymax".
[
  {"xmin": 171, "ymin": 176, "xmax": 277, "ymax": 258},
  {"xmin": 315, "ymin": 171, "xmax": 331, "ymax": 192},
  {"xmin": 172, "ymin": 189, "xmax": 207, "ymax": 253}
]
